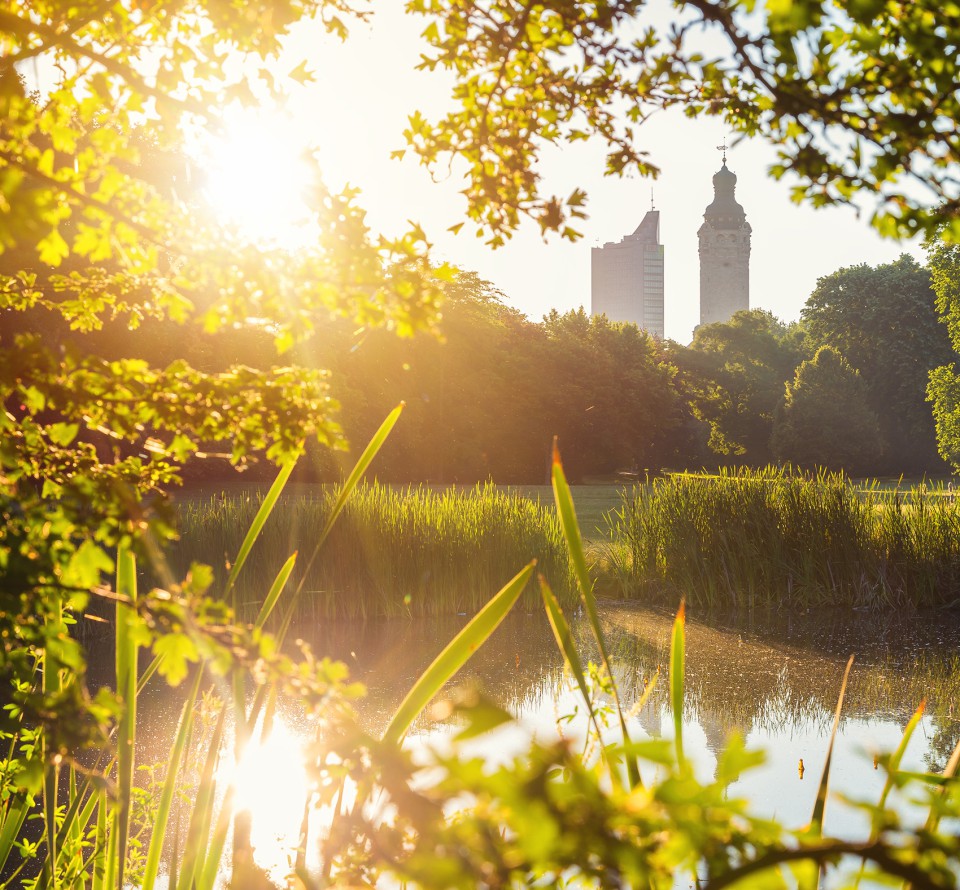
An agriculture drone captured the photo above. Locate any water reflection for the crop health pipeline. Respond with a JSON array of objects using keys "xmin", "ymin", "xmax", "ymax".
[
  {"xmin": 298, "ymin": 605, "xmax": 960, "ymax": 763},
  {"xmin": 130, "ymin": 604, "xmax": 960, "ymax": 884}
]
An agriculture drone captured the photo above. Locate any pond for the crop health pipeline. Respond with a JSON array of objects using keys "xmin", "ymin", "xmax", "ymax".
[{"xmin": 134, "ymin": 603, "xmax": 960, "ymax": 886}]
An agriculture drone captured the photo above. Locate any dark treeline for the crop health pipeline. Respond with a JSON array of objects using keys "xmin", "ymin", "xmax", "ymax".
[{"xmin": 3, "ymin": 255, "xmax": 954, "ymax": 483}]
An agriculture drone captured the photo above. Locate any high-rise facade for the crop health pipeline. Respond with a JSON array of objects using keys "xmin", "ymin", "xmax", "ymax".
[
  {"xmin": 590, "ymin": 210, "xmax": 664, "ymax": 338},
  {"xmin": 698, "ymin": 161, "xmax": 751, "ymax": 326}
]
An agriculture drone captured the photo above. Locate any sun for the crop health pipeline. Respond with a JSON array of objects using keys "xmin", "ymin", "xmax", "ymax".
[{"xmin": 201, "ymin": 108, "xmax": 318, "ymax": 248}]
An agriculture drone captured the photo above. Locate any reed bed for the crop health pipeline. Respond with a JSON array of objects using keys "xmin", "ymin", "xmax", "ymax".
[
  {"xmin": 604, "ymin": 466, "xmax": 960, "ymax": 610},
  {"xmin": 171, "ymin": 483, "xmax": 576, "ymax": 620}
]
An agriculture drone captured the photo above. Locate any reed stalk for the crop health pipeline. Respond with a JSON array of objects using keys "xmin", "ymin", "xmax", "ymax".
[
  {"xmin": 606, "ymin": 466, "xmax": 960, "ymax": 609},
  {"xmin": 172, "ymin": 482, "xmax": 576, "ymax": 620}
]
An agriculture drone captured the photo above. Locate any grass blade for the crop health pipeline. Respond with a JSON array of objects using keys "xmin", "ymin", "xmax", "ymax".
[
  {"xmin": 670, "ymin": 601, "xmax": 686, "ymax": 770},
  {"xmin": 810, "ymin": 655, "xmax": 854, "ymax": 835},
  {"xmin": 540, "ymin": 575, "xmax": 624, "ymax": 789},
  {"xmin": 854, "ymin": 699, "xmax": 925, "ymax": 889},
  {"xmin": 254, "ymin": 552, "xmax": 297, "ymax": 629},
  {"xmin": 177, "ymin": 707, "xmax": 227, "ymax": 890},
  {"xmin": 879, "ymin": 700, "xmax": 925, "ymax": 812},
  {"xmin": 551, "ymin": 438, "xmax": 640, "ymax": 789},
  {"xmin": 293, "ymin": 403, "xmax": 405, "ymax": 605},
  {"xmin": 0, "ymin": 793, "xmax": 30, "ymax": 878},
  {"xmin": 920, "ymin": 719, "xmax": 960, "ymax": 838},
  {"xmin": 539, "ymin": 575, "xmax": 597, "ymax": 721},
  {"xmin": 382, "ymin": 560, "xmax": 535, "ymax": 745},
  {"xmin": 115, "ymin": 542, "xmax": 139, "ymax": 890},
  {"xmin": 223, "ymin": 457, "xmax": 298, "ymax": 604},
  {"xmin": 140, "ymin": 669, "xmax": 203, "ymax": 890},
  {"xmin": 91, "ymin": 786, "xmax": 107, "ymax": 890},
  {"xmin": 198, "ymin": 790, "xmax": 236, "ymax": 890}
]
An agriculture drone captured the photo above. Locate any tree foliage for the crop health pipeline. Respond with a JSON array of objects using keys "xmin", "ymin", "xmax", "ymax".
[
  {"xmin": 802, "ymin": 255, "xmax": 951, "ymax": 473},
  {"xmin": 4, "ymin": 0, "xmax": 960, "ymax": 886},
  {"xmin": 318, "ymin": 285, "xmax": 686, "ymax": 484},
  {"xmin": 0, "ymin": 0, "xmax": 451, "ymax": 787},
  {"xmin": 673, "ymin": 309, "xmax": 806, "ymax": 463},
  {"xmin": 771, "ymin": 346, "xmax": 883, "ymax": 474},
  {"xmin": 925, "ymin": 239, "xmax": 960, "ymax": 474},
  {"xmin": 407, "ymin": 0, "xmax": 960, "ymax": 243}
]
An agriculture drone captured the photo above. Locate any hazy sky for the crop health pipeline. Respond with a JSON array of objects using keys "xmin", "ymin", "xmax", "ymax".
[{"xmin": 217, "ymin": 6, "xmax": 924, "ymax": 344}]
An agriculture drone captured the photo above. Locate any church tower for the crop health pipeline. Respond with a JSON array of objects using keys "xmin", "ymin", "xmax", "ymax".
[{"xmin": 698, "ymin": 151, "xmax": 751, "ymax": 327}]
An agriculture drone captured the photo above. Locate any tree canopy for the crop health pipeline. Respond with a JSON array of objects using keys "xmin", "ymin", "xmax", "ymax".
[
  {"xmin": 802, "ymin": 255, "xmax": 952, "ymax": 473},
  {"xmin": 673, "ymin": 309, "xmax": 806, "ymax": 462},
  {"xmin": 771, "ymin": 345, "xmax": 883, "ymax": 474},
  {"xmin": 5, "ymin": 1, "xmax": 960, "ymax": 887},
  {"xmin": 407, "ymin": 0, "xmax": 960, "ymax": 244}
]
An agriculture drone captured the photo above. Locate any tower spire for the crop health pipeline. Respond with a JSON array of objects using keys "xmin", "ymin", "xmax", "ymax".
[{"xmin": 716, "ymin": 141, "xmax": 728, "ymax": 164}]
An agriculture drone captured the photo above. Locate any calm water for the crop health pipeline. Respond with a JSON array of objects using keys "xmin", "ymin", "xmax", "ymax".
[{"xmin": 133, "ymin": 604, "xmax": 960, "ymax": 885}]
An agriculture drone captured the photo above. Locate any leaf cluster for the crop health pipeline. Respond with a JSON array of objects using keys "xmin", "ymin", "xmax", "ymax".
[{"xmin": 407, "ymin": 0, "xmax": 960, "ymax": 241}]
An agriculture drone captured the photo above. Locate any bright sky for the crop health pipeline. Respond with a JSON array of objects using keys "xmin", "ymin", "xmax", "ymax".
[{"xmin": 210, "ymin": 5, "xmax": 924, "ymax": 345}]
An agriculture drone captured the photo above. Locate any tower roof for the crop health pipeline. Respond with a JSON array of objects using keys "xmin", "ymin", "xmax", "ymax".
[
  {"xmin": 631, "ymin": 209, "xmax": 660, "ymax": 242},
  {"xmin": 703, "ymin": 162, "xmax": 746, "ymax": 229}
]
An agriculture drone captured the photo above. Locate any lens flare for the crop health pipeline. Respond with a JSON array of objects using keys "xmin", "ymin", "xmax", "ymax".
[{"xmin": 202, "ymin": 108, "xmax": 317, "ymax": 247}]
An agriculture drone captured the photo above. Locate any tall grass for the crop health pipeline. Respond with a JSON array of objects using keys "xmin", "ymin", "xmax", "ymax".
[
  {"xmin": 172, "ymin": 483, "xmax": 576, "ymax": 620},
  {"xmin": 604, "ymin": 466, "xmax": 960, "ymax": 609}
]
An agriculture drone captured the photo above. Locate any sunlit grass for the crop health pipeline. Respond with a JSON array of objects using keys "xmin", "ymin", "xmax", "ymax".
[
  {"xmin": 172, "ymin": 482, "xmax": 576, "ymax": 619},
  {"xmin": 600, "ymin": 467, "xmax": 960, "ymax": 609}
]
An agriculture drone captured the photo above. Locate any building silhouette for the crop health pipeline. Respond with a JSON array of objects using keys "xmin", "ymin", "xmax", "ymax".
[
  {"xmin": 590, "ymin": 209, "xmax": 665, "ymax": 337},
  {"xmin": 698, "ymin": 158, "xmax": 751, "ymax": 326}
]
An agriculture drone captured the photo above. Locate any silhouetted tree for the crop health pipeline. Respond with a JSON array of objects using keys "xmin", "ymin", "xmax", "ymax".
[
  {"xmin": 802, "ymin": 255, "xmax": 951, "ymax": 474},
  {"xmin": 673, "ymin": 310, "xmax": 807, "ymax": 464},
  {"xmin": 772, "ymin": 346, "xmax": 883, "ymax": 474}
]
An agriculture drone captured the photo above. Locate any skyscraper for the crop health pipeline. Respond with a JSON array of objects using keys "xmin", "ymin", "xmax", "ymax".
[
  {"xmin": 698, "ymin": 156, "xmax": 751, "ymax": 326},
  {"xmin": 590, "ymin": 209, "xmax": 665, "ymax": 338}
]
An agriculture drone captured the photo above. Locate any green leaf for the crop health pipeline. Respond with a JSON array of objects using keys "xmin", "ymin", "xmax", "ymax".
[
  {"xmin": 15, "ymin": 759, "xmax": 43, "ymax": 795},
  {"xmin": 809, "ymin": 654, "xmax": 854, "ymax": 838},
  {"xmin": 382, "ymin": 561, "xmax": 535, "ymax": 745},
  {"xmin": 670, "ymin": 602, "xmax": 686, "ymax": 769},
  {"xmin": 152, "ymin": 633, "xmax": 199, "ymax": 686},
  {"xmin": 61, "ymin": 539, "xmax": 114, "ymax": 590},
  {"xmin": 551, "ymin": 438, "xmax": 640, "ymax": 788},
  {"xmin": 254, "ymin": 552, "xmax": 297, "ymax": 629},
  {"xmin": 22, "ymin": 386, "xmax": 46, "ymax": 413},
  {"xmin": 37, "ymin": 229, "xmax": 69, "ymax": 267},
  {"xmin": 47, "ymin": 422, "xmax": 78, "ymax": 446},
  {"xmin": 288, "ymin": 60, "xmax": 315, "ymax": 84},
  {"xmin": 223, "ymin": 456, "xmax": 298, "ymax": 604},
  {"xmin": 446, "ymin": 688, "xmax": 512, "ymax": 742},
  {"xmin": 287, "ymin": 403, "xmax": 405, "ymax": 626},
  {"xmin": 114, "ymin": 543, "xmax": 139, "ymax": 890},
  {"xmin": 539, "ymin": 574, "xmax": 622, "ymax": 787}
]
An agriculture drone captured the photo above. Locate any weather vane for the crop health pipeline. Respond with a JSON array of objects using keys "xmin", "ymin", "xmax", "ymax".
[
  {"xmin": 717, "ymin": 141, "xmax": 728, "ymax": 164},
  {"xmin": 650, "ymin": 188, "xmax": 655, "ymax": 211}
]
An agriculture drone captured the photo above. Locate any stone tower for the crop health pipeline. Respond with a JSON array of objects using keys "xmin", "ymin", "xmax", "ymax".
[
  {"xmin": 590, "ymin": 209, "xmax": 665, "ymax": 337},
  {"xmin": 698, "ymin": 157, "xmax": 751, "ymax": 327}
]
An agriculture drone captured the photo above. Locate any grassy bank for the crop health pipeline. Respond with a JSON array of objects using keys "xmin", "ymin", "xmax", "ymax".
[
  {"xmin": 172, "ymin": 483, "xmax": 577, "ymax": 619},
  {"xmin": 599, "ymin": 466, "xmax": 960, "ymax": 609}
]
